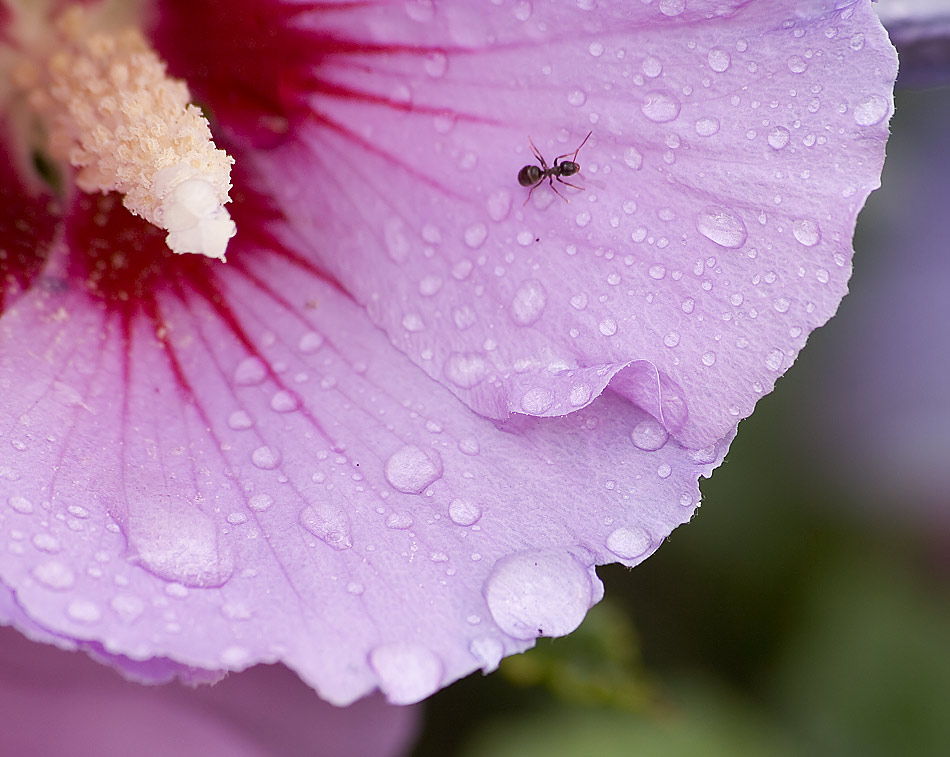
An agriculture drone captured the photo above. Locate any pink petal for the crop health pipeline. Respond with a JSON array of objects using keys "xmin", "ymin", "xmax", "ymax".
[
  {"xmin": 232, "ymin": 0, "xmax": 897, "ymax": 449},
  {"xmin": 0, "ymin": 626, "xmax": 418, "ymax": 757},
  {"xmin": 0, "ymin": 190, "xmax": 725, "ymax": 705}
]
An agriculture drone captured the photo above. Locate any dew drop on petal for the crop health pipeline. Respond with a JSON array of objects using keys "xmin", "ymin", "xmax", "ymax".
[
  {"xmin": 370, "ymin": 643, "xmax": 444, "ymax": 705},
  {"xmin": 605, "ymin": 526, "xmax": 652, "ymax": 560},
  {"xmin": 469, "ymin": 636, "xmax": 504, "ymax": 672},
  {"xmin": 127, "ymin": 495, "xmax": 234, "ymax": 587},
  {"xmin": 484, "ymin": 549, "xmax": 595, "ymax": 640},
  {"xmin": 299, "ymin": 502, "xmax": 352, "ymax": 550},
  {"xmin": 251, "ymin": 446, "xmax": 281, "ymax": 470},
  {"xmin": 248, "ymin": 493, "xmax": 273, "ymax": 512},
  {"xmin": 694, "ymin": 117, "xmax": 720, "ymax": 137},
  {"xmin": 385, "ymin": 445, "xmax": 444, "ymax": 493},
  {"xmin": 630, "ymin": 419, "xmax": 669, "ymax": 451},
  {"xmin": 853, "ymin": 95, "xmax": 889, "ymax": 126},
  {"xmin": 449, "ymin": 498, "xmax": 482, "ymax": 526},
  {"xmin": 696, "ymin": 207, "xmax": 748, "ymax": 249},
  {"xmin": 767, "ymin": 126, "xmax": 790, "ymax": 150},
  {"xmin": 641, "ymin": 91, "xmax": 681, "ymax": 123},
  {"xmin": 233, "ymin": 357, "xmax": 267, "ymax": 386},
  {"xmin": 623, "ymin": 146, "xmax": 643, "ymax": 170},
  {"xmin": 297, "ymin": 331, "xmax": 324, "ymax": 354},
  {"xmin": 510, "ymin": 279, "xmax": 547, "ymax": 326},
  {"xmin": 67, "ymin": 599, "xmax": 101, "ymax": 624},
  {"xmin": 707, "ymin": 47, "xmax": 730, "ymax": 72},
  {"xmin": 33, "ymin": 560, "xmax": 75, "ymax": 589},
  {"xmin": 444, "ymin": 352, "xmax": 489, "ymax": 388},
  {"xmin": 386, "ymin": 511, "xmax": 414, "ymax": 530},
  {"xmin": 521, "ymin": 387, "xmax": 554, "ymax": 414},
  {"xmin": 8, "ymin": 496, "xmax": 33, "ymax": 514},
  {"xmin": 792, "ymin": 219, "xmax": 821, "ymax": 247}
]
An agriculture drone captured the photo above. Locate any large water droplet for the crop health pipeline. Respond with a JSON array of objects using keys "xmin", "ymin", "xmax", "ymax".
[
  {"xmin": 233, "ymin": 357, "xmax": 267, "ymax": 386},
  {"xmin": 33, "ymin": 560, "xmax": 75, "ymax": 590},
  {"xmin": 792, "ymin": 219, "xmax": 821, "ymax": 247},
  {"xmin": 300, "ymin": 502, "xmax": 352, "ymax": 550},
  {"xmin": 707, "ymin": 47, "xmax": 730, "ymax": 72},
  {"xmin": 449, "ymin": 498, "xmax": 482, "ymax": 526},
  {"xmin": 697, "ymin": 207, "xmax": 748, "ymax": 249},
  {"xmin": 385, "ymin": 445, "xmax": 444, "ymax": 493},
  {"xmin": 127, "ymin": 495, "xmax": 234, "ymax": 587},
  {"xmin": 484, "ymin": 549, "xmax": 595, "ymax": 640},
  {"xmin": 444, "ymin": 352, "xmax": 489, "ymax": 388},
  {"xmin": 641, "ymin": 91, "xmax": 681, "ymax": 123},
  {"xmin": 767, "ymin": 126, "xmax": 790, "ymax": 149},
  {"xmin": 853, "ymin": 94, "xmax": 889, "ymax": 126},
  {"xmin": 7, "ymin": 495, "xmax": 33, "ymax": 514},
  {"xmin": 605, "ymin": 526, "xmax": 652, "ymax": 560},
  {"xmin": 630, "ymin": 419, "xmax": 669, "ymax": 451},
  {"xmin": 370, "ymin": 643, "xmax": 444, "ymax": 705},
  {"xmin": 521, "ymin": 388, "xmax": 554, "ymax": 414},
  {"xmin": 510, "ymin": 279, "xmax": 547, "ymax": 326}
]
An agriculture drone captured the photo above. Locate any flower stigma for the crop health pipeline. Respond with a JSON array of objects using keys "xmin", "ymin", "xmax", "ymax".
[{"xmin": 10, "ymin": 3, "xmax": 236, "ymax": 260}]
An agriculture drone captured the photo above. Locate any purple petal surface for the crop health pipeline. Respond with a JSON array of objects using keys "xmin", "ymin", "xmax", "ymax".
[{"xmin": 239, "ymin": 0, "xmax": 896, "ymax": 449}]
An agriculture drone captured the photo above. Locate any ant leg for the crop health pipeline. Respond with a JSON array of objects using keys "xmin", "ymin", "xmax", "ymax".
[
  {"xmin": 527, "ymin": 137, "xmax": 549, "ymax": 171},
  {"xmin": 548, "ymin": 176, "xmax": 569, "ymax": 203},
  {"xmin": 522, "ymin": 180, "xmax": 543, "ymax": 206},
  {"xmin": 554, "ymin": 131, "xmax": 593, "ymax": 166},
  {"xmin": 555, "ymin": 176, "xmax": 585, "ymax": 192}
]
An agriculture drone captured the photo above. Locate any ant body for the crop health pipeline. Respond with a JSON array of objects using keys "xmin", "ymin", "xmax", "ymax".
[{"xmin": 518, "ymin": 131, "xmax": 592, "ymax": 205}]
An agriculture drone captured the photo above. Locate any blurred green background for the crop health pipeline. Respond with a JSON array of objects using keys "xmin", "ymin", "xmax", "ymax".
[{"xmin": 410, "ymin": 86, "xmax": 950, "ymax": 757}]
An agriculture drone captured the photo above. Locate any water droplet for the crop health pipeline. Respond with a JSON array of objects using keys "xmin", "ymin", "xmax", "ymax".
[
  {"xmin": 384, "ymin": 216, "xmax": 411, "ymax": 261},
  {"xmin": 370, "ymin": 643, "xmax": 444, "ymax": 705},
  {"xmin": 605, "ymin": 526, "xmax": 651, "ymax": 560},
  {"xmin": 248, "ymin": 493, "xmax": 273, "ymax": 511},
  {"xmin": 463, "ymin": 223, "xmax": 488, "ymax": 249},
  {"xmin": 569, "ymin": 383, "xmax": 593, "ymax": 407},
  {"xmin": 111, "ymin": 594, "xmax": 145, "ymax": 623},
  {"xmin": 659, "ymin": 0, "xmax": 684, "ymax": 16},
  {"xmin": 697, "ymin": 207, "xmax": 748, "ymax": 249},
  {"xmin": 220, "ymin": 646, "xmax": 252, "ymax": 668},
  {"xmin": 233, "ymin": 357, "xmax": 267, "ymax": 386},
  {"xmin": 270, "ymin": 390, "xmax": 300, "ymax": 413},
  {"xmin": 765, "ymin": 348, "xmax": 784, "ymax": 371},
  {"xmin": 33, "ymin": 560, "xmax": 75, "ymax": 589},
  {"xmin": 630, "ymin": 419, "xmax": 668, "ymax": 451},
  {"xmin": 300, "ymin": 502, "xmax": 352, "ymax": 550},
  {"xmin": 567, "ymin": 89, "xmax": 587, "ymax": 107},
  {"xmin": 251, "ymin": 446, "xmax": 281, "ymax": 469},
  {"xmin": 298, "ymin": 331, "xmax": 325, "ymax": 353},
  {"xmin": 484, "ymin": 549, "xmax": 595, "ymax": 640},
  {"xmin": 444, "ymin": 352, "xmax": 489, "ymax": 388},
  {"xmin": 853, "ymin": 95, "xmax": 888, "ymax": 126},
  {"xmin": 386, "ymin": 511, "xmax": 414, "ymax": 530},
  {"xmin": 521, "ymin": 387, "xmax": 554, "ymax": 414},
  {"xmin": 642, "ymin": 56, "xmax": 662, "ymax": 78},
  {"xmin": 787, "ymin": 55, "xmax": 807, "ymax": 73},
  {"xmin": 347, "ymin": 581, "xmax": 364, "ymax": 595},
  {"xmin": 458, "ymin": 437, "xmax": 480, "ymax": 456},
  {"xmin": 599, "ymin": 317, "xmax": 618, "ymax": 337},
  {"xmin": 641, "ymin": 91, "xmax": 681, "ymax": 123},
  {"xmin": 767, "ymin": 126, "xmax": 790, "ymax": 150},
  {"xmin": 449, "ymin": 498, "xmax": 482, "ymax": 526},
  {"xmin": 707, "ymin": 47, "xmax": 730, "ymax": 72},
  {"xmin": 227, "ymin": 410, "xmax": 253, "ymax": 430},
  {"xmin": 127, "ymin": 497, "xmax": 234, "ymax": 587},
  {"xmin": 32, "ymin": 533, "xmax": 60, "ymax": 552},
  {"xmin": 657, "ymin": 463, "xmax": 672, "ymax": 479},
  {"xmin": 792, "ymin": 219, "xmax": 821, "ymax": 247},
  {"xmin": 469, "ymin": 636, "xmax": 504, "ymax": 672},
  {"xmin": 702, "ymin": 351, "xmax": 717, "ymax": 366},
  {"xmin": 694, "ymin": 117, "xmax": 720, "ymax": 137},
  {"xmin": 385, "ymin": 445, "xmax": 444, "ymax": 493},
  {"xmin": 487, "ymin": 189, "xmax": 512, "ymax": 222},
  {"xmin": 67, "ymin": 599, "xmax": 101, "ymax": 623},
  {"xmin": 623, "ymin": 146, "xmax": 643, "ymax": 170},
  {"xmin": 510, "ymin": 279, "xmax": 547, "ymax": 326}
]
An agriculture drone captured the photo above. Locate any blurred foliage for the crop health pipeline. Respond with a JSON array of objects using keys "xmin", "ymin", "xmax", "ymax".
[{"xmin": 410, "ymin": 87, "xmax": 950, "ymax": 757}]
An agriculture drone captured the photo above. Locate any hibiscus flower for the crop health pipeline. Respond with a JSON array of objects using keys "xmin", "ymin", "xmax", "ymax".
[{"xmin": 0, "ymin": 0, "xmax": 896, "ymax": 709}]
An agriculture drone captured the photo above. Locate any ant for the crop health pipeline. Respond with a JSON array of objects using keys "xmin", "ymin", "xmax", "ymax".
[{"xmin": 518, "ymin": 131, "xmax": 592, "ymax": 205}]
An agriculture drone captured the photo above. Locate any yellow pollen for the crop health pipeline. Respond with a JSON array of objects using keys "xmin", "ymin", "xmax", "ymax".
[{"xmin": 16, "ymin": 5, "xmax": 236, "ymax": 260}]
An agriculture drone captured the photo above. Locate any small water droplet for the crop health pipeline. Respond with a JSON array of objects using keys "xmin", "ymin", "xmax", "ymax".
[
  {"xmin": 300, "ymin": 502, "xmax": 352, "ymax": 550},
  {"xmin": 248, "ymin": 493, "xmax": 273, "ymax": 511},
  {"xmin": 853, "ymin": 94, "xmax": 888, "ymax": 126},
  {"xmin": 641, "ymin": 91, "xmax": 681, "ymax": 123},
  {"xmin": 448, "ymin": 498, "xmax": 482, "ymax": 526},
  {"xmin": 659, "ymin": 0, "xmax": 684, "ymax": 16},
  {"xmin": 697, "ymin": 207, "xmax": 748, "ymax": 249},
  {"xmin": 370, "ymin": 643, "xmax": 444, "ymax": 705},
  {"xmin": 464, "ymin": 223, "xmax": 488, "ymax": 249},
  {"xmin": 599, "ymin": 317, "xmax": 618, "ymax": 337},
  {"xmin": 605, "ymin": 526, "xmax": 651, "ymax": 560},
  {"xmin": 385, "ymin": 445, "xmax": 444, "ymax": 493},
  {"xmin": 111, "ymin": 594, "xmax": 145, "ymax": 623},
  {"xmin": 251, "ymin": 446, "xmax": 281, "ymax": 470},
  {"xmin": 484, "ymin": 549, "xmax": 595, "ymax": 640},
  {"xmin": 707, "ymin": 47, "xmax": 730, "ymax": 72},
  {"xmin": 67, "ymin": 599, "xmax": 101, "ymax": 623},
  {"xmin": 642, "ymin": 55, "xmax": 662, "ymax": 78},
  {"xmin": 787, "ymin": 55, "xmax": 807, "ymax": 73},
  {"xmin": 623, "ymin": 146, "xmax": 643, "ymax": 170},
  {"xmin": 792, "ymin": 219, "xmax": 821, "ymax": 247},
  {"xmin": 227, "ymin": 410, "xmax": 253, "ymax": 430},
  {"xmin": 270, "ymin": 390, "xmax": 300, "ymax": 413},
  {"xmin": 444, "ymin": 352, "xmax": 489, "ymax": 388},
  {"xmin": 386, "ymin": 511, "xmax": 414, "ymax": 530},
  {"xmin": 694, "ymin": 117, "xmax": 720, "ymax": 137},
  {"xmin": 569, "ymin": 383, "xmax": 593, "ymax": 407},
  {"xmin": 630, "ymin": 419, "xmax": 668, "ymax": 451},
  {"xmin": 767, "ymin": 126, "xmax": 790, "ymax": 150},
  {"xmin": 510, "ymin": 279, "xmax": 547, "ymax": 326},
  {"xmin": 469, "ymin": 636, "xmax": 504, "ymax": 672},
  {"xmin": 298, "ymin": 332, "xmax": 325, "ymax": 353},
  {"xmin": 234, "ymin": 357, "xmax": 267, "ymax": 386},
  {"xmin": 33, "ymin": 560, "xmax": 75, "ymax": 589},
  {"xmin": 521, "ymin": 387, "xmax": 554, "ymax": 414},
  {"xmin": 32, "ymin": 533, "xmax": 60, "ymax": 553}
]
